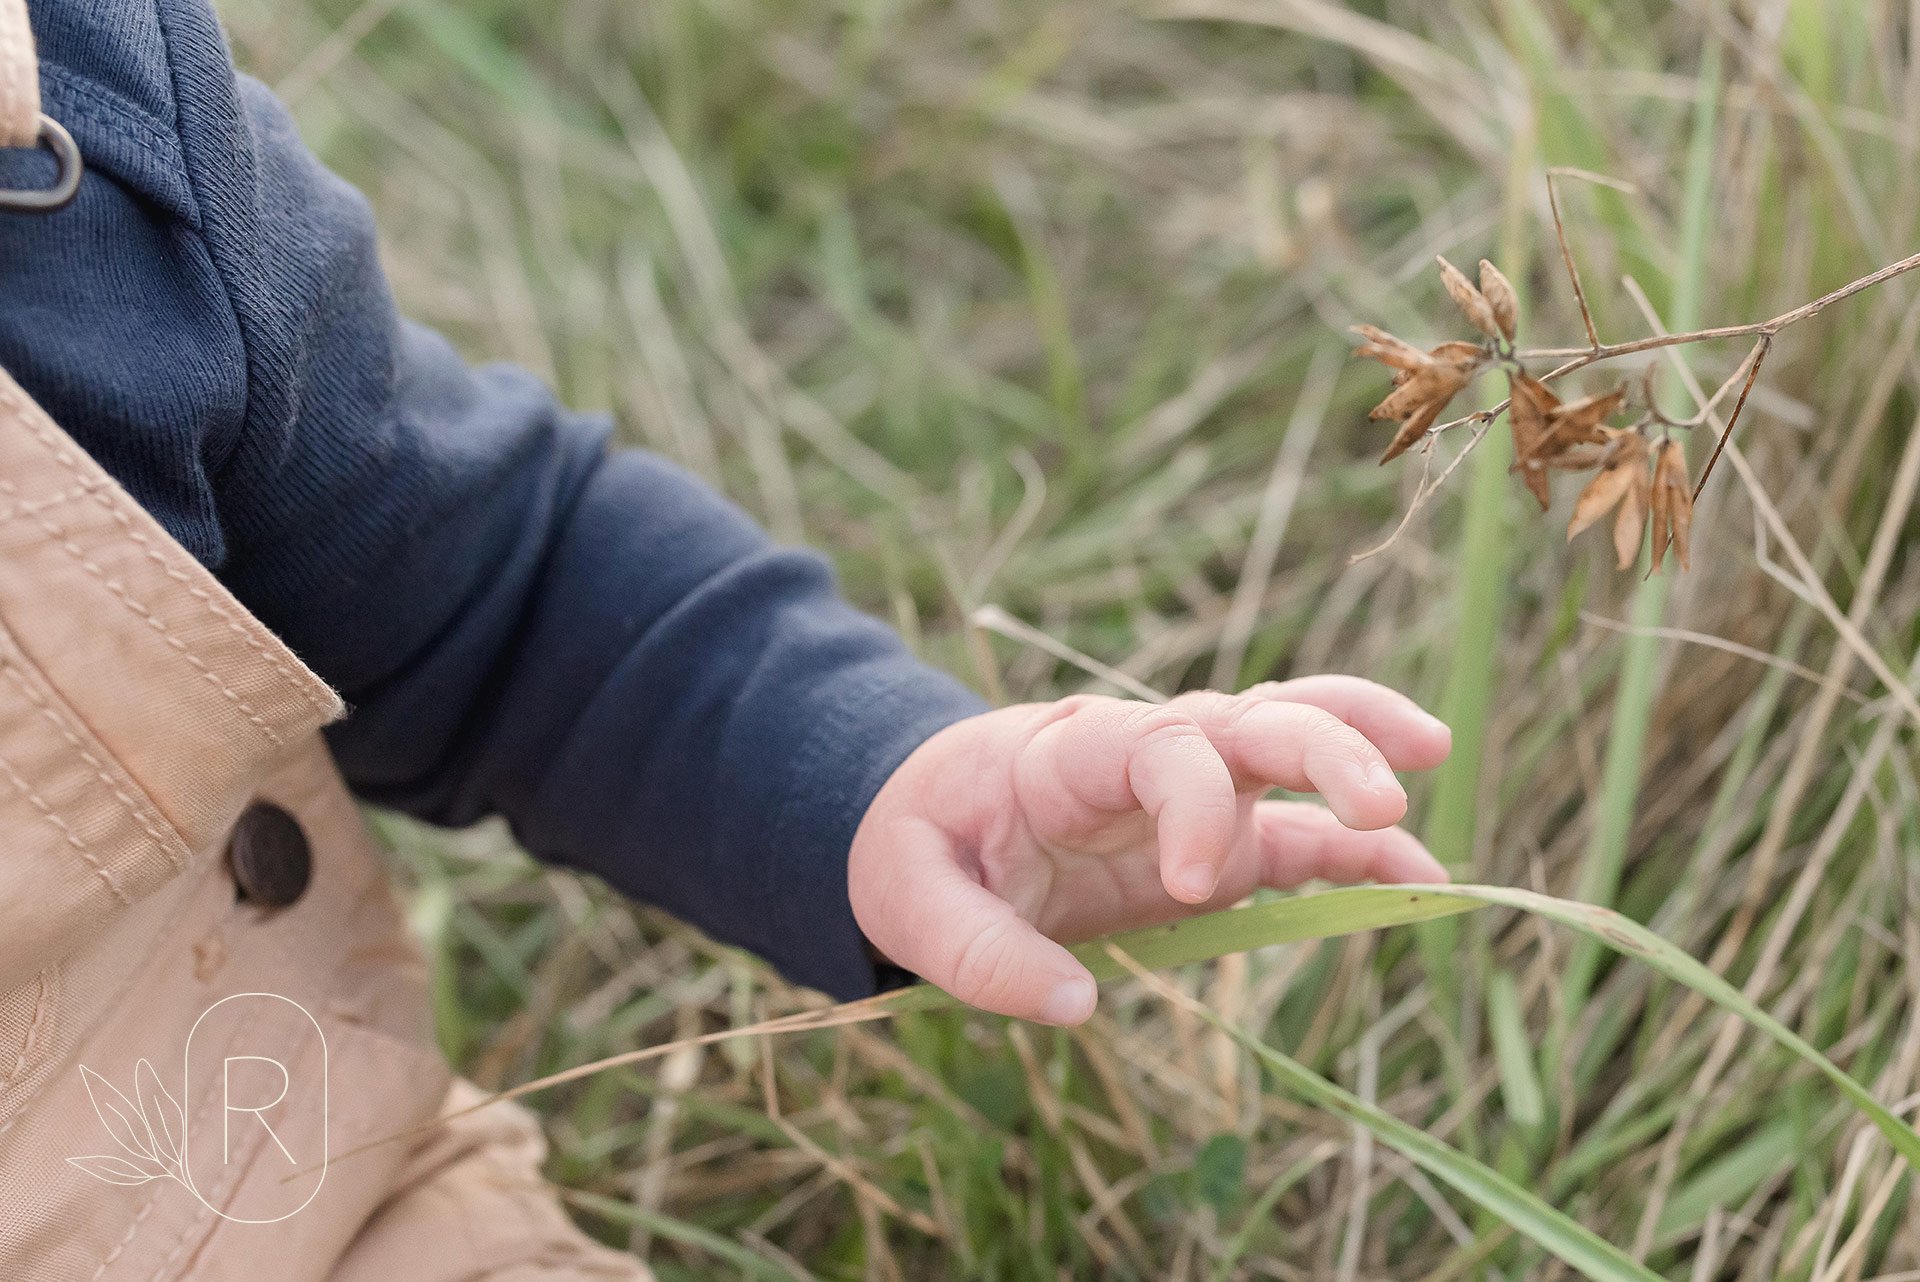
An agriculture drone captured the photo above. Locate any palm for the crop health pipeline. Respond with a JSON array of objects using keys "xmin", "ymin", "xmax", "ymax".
[{"xmin": 992, "ymin": 792, "xmax": 1266, "ymax": 942}]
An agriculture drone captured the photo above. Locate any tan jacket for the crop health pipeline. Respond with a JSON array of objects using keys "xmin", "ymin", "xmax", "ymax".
[{"xmin": 0, "ymin": 5, "xmax": 651, "ymax": 1276}]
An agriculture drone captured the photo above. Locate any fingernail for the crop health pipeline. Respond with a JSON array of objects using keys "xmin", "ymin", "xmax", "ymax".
[
  {"xmin": 1040, "ymin": 976, "xmax": 1097, "ymax": 1025},
  {"xmin": 1175, "ymin": 865, "xmax": 1219, "ymax": 902},
  {"xmin": 1366, "ymin": 763, "xmax": 1404, "ymax": 796},
  {"xmin": 1418, "ymin": 711, "xmax": 1450, "ymax": 736}
]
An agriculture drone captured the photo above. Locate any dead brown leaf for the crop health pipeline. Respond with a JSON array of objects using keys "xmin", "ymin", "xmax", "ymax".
[
  {"xmin": 1613, "ymin": 452, "xmax": 1651, "ymax": 569},
  {"xmin": 1544, "ymin": 388, "xmax": 1625, "ymax": 447}
]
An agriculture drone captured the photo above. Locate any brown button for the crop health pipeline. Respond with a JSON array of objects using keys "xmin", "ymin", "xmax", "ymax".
[{"xmin": 226, "ymin": 802, "xmax": 312, "ymax": 908}]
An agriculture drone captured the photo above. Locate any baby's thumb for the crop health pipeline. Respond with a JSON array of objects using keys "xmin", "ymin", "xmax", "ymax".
[{"xmin": 853, "ymin": 821, "xmax": 1098, "ymax": 1026}]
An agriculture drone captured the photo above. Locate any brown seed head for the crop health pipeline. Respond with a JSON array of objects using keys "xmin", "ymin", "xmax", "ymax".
[
  {"xmin": 1567, "ymin": 429, "xmax": 1652, "ymax": 568},
  {"xmin": 1506, "ymin": 371, "xmax": 1559, "ymax": 510},
  {"xmin": 1648, "ymin": 438, "xmax": 1693, "ymax": 572},
  {"xmin": 1437, "ymin": 256, "xmax": 1503, "ymax": 341},
  {"xmin": 1477, "ymin": 259, "xmax": 1519, "ymax": 342},
  {"xmin": 1363, "ymin": 337, "xmax": 1487, "ymax": 463},
  {"xmin": 1349, "ymin": 323, "xmax": 1429, "ymax": 374},
  {"xmin": 1544, "ymin": 388, "xmax": 1625, "ymax": 447}
]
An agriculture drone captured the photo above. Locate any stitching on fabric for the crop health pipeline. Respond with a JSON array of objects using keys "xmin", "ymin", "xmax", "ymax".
[
  {"xmin": 140, "ymin": 1000, "xmax": 276, "ymax": 1282},
  {"xmin": 83, "ymin": 488, "xmax": 338, "ymax": 723},
  {"xmin": 90, "ymin": 1192, "xmax": 158, "ymax": 1282},
  {"xmin": 0, "ymin": 376, "xmax": 330, "ymax": 737},
  {"xmin": 0, "ymin": 658, "xmax": 187, "ymax": 871},
  {"xmin": 0, "ymin": 855, "xmax": 214, "ymax": 1150},
  {"xmin": 0, "ymin": 967, "xmax": 56, "ymax": 1094},
  {"xmin": 0, "ymin": 968, "xmax": 55, "ymax": 1142},
  {"xmin": 0, "ymin": 471, "xmax": 285, "ymax": 748},
  {"xmin": 37, "ymin": 65, "xmax": 180, "ymax": 160},
  {"xmin": 0, "ymin": 479, "xmax": 116, "ymax": 525},
  {"xmin": 0, "ymin": 734, "xmax": 133, "ymax": 904}
]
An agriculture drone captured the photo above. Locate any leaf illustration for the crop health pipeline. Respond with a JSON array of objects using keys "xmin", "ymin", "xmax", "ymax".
[
  {"xmin": 79, "ymin": 1064, "xmax": 156, "ymax": 1165},
  {"xmin": 134, "ymin": 1058, "xmax": 185, "ymax": 1169},
  {"xmin": 66, "ymin": 1154, "xmax": 161, "ymax": 1187}
]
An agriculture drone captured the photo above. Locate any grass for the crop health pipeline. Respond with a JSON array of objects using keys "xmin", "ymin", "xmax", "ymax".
[{"xmin": 226, "ymin": 1, "xmax": 1920, "ymax": 1277}]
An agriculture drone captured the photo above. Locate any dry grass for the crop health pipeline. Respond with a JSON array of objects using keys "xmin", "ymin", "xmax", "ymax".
[{"xmin": 225, "ymin": 1, "xmax": 1920, "ymax": 1277}]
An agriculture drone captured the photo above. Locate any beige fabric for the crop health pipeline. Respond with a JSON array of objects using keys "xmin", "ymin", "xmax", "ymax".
[
  {"xmin": 0, "ymin": 0, "xmax": 37, "ymax": 149},
  {"xmin": 0, "ymin": 367, "xmax": 653, "ymax": 1275}
]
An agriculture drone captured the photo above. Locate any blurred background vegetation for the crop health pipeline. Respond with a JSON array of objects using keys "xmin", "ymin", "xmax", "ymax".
[{"xmin": 223, "ymin": 1, "xmax": 1920, "ymax": 1277}]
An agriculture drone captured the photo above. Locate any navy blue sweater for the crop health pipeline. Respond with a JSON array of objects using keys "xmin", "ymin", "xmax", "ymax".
[{"xmin": 0, "ymin": 1, "xmax": 985, "ymax": 1000}]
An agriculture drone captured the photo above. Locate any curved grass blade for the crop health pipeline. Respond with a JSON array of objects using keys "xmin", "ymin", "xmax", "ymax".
[
  {"xmin": 1073, "ymin": 885, "xmax": 1480, "ymax": 980},
  {"xmin": 1008, "ymin": 883, "xmax": 1920, "ymax": 1169},
  {"xmin": 329, "ymin": 882, "xmax": 1920, "ymax": 1196},
  {"xmin": 876, "ymin": 885, "xmax": 1479, "ymax": 1016},
  {"xmin": 1414, "ymin": 885, "xmax": 1920, "ymax": 1168},
  {"xmin": 1110, "ymin": 945, "xmax": 1662, "ymax": 1282}
]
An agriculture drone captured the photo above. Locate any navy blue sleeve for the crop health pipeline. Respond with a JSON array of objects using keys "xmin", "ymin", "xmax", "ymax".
[{"xmin": 0, "ymin": 0, "xmax": 986, "ymax": 999}]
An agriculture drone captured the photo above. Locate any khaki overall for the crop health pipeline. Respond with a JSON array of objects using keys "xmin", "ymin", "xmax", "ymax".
[{"xmin": 0, "ymin": 5, "xmax": 653, "ymax": 1278}]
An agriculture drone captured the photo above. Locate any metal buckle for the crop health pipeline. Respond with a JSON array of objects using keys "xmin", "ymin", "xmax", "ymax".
[{"xmin": 0, "ymin": 114, "xmax": 82, "ymax": 214}]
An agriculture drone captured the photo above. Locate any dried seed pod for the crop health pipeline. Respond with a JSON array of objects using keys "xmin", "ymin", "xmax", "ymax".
[
  {"xmin": 1543, "ymin": 444, "xmax": 1612, "ymax": 471},
  {"xmin": 1478, "ymin": 259, "xmax": 1519, "ymax": 342},
  {"xmin": 1613, "ymin": 452, "xmax": 1652, "ymax": 570},
  {"xmin": 1544, "ymin": 388, "xmax": 1626, "ymax": 447},
  {"xmin": 1437, "ymin": 256, "xmax": 1503, "ymax": 341},
  {"xmin": 1508, "ymin": 375, "xmax": 1629, "ymax": 510},
  {"xmin": 1506, "ymin": 371, "xmax": 1559, "ymax": 510},
  {"xmin": 1355, "ymin": 331, "xmax": 1488, "ymax": 463},
  {"xmin": 1649, "ymin": 438, "xmax": 1693, "ymax": 572},
  {"xmin": 1428, "ymin": 340, "xmax": 1489, "ymax": 365},
  {"xmin": 1568, "ymin": 429, "xmax": 1652, "ymax": 568},
  {"xmin": 1349, "ymin": 324, "xmax": 1428, "ymax": 373}
]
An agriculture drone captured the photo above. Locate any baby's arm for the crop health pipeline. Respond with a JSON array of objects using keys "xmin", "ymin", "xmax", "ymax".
[
  {"xmin": 4, "ymin": 1, "xmax": 1451, "ymax": 1021},
  {"xmin": 3, "ymin": 0, "xmax": 982, "ymax": 999}
]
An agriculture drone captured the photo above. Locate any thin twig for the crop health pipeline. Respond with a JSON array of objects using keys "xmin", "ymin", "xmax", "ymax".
[
  {"xmin": 1693, "ymin": 335, "xmax": 1769, "ymax": 499},
  {"xmin": 1577, "ymin": 612, "xmax": 1865, "ymax": 703},
  {"xmin": 970, "ymin": 604, "xmax": 1169, "ymax": 702},
  {"xmin": 287, "ymin": 991, "xmax": 912, "ymax": 1181},
  {"xmin": 1545, "ymin": 168, "xmax": 1609, "ymax": 351},
  {"xmin": 1349, "ymin": 421, "xmax": 1491, "ymax": 563},
  {"xmin": 1515, "ymin": 248, "xmax": 1920, "ymax": 364}
]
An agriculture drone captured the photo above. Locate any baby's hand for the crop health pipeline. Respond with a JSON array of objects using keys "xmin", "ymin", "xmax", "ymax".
[{"xmin": 848, "ymin": 678, "xmax": 1452, "ymax": 1025}]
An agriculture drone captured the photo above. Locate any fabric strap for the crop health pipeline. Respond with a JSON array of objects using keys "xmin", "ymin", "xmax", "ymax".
[{"xmin": 0, "ymin": 0, "xmax": 37, "ymax": 150}]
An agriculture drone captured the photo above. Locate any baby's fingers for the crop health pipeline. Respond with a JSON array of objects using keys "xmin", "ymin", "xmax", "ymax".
[
  {"xmin": 1255, "ymin": 800, "xmax": 1447, "ymax": 888},
  {"xmin": 1244, "ymin": 675, "xmax": 1451, "ymax": 772},
  {"xmin": 1173, "ymin": 692, "xmax": 1407, "ymax": 831},
  {"xmin": 852, "ymin": 818, "xmax": 1098, "ymax": 1026},
  {"xmin": 1024, "ymin": 700, "xmax": 1240, "ymax": 905}
]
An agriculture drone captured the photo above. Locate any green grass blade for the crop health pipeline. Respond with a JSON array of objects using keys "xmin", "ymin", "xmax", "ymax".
[
  {"xmin": 1178, "ymin": 884, "xmax": 1920, "ymax": 1167},
  {"xmin": 1130, "ymin": 956, "xmax": 1661, "ymax": 1282},
  {"xmin": 1073, "ymin": 886, "xmax": 1480, "ymax": 980},
  {"xmin": 1488, "ymin": 970, "xmax": 1546, "ymax": 1128},
  {"xmin": 1561, "ymin": 33, "xmax": 1721, "ymax": 1014},
  {"xmin": 889, "ymin": 881, "xmax": 1920, "ymax": 1167}
]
